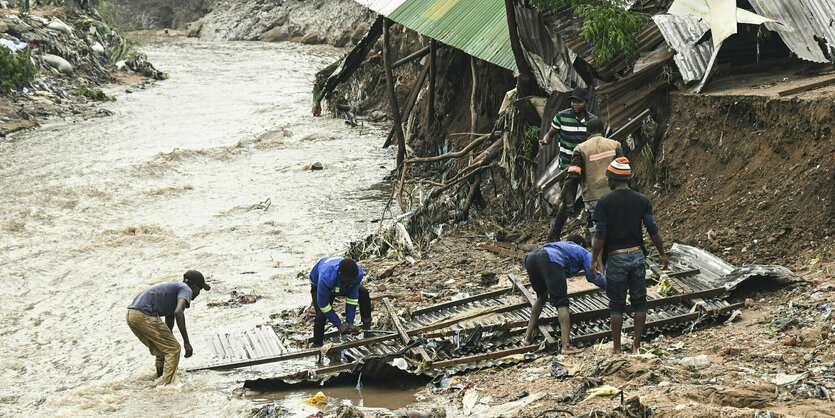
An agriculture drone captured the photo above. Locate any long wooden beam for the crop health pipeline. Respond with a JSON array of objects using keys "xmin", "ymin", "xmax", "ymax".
[{"xmin": 384, "ymin": 297, "xmax": 433, "ymax": 364}]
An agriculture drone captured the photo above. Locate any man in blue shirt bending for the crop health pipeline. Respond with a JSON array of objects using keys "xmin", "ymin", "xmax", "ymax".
[
  {"xmin": 523, "ymin": 235, "xmax": 605, "ymax": 354},
  {"xmin": 309, "ymin": 257, "xmax": 372, "ymax": 347}
]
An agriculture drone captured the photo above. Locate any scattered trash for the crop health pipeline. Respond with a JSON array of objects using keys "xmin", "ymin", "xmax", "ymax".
[
  {"xmin": 301, "ymin": 391, "xmax": 328, "ymax": 406},
  {"xmin": 207, "ymin": 289, "xmax": 263, "ymax": 308},
  {"xmin": 391, "ymin": 358, "xmax": 409, "ymax": 370},
  {"xmin": 451, "ymin": 292, "xmax": 471, "ymax": 301},
  {"xmin": 767, "ymin": 317, "xmax": 798, "ymax": 335},
  {"xmin": 508, "ymin": 390, "xmax": 529, "ymax": 402},
  {"xmin": 549, "ymin": 359, "xmax": 569, "ymax": 378},
  {"xmin": 311, "ymin": 162, "xmax": 324, "ymax": 171},
  {"xmin": 678, "ymin": 355, "xmax": 710, "ymax": 369},
  {"xmin": 583, "ymin": 385, "xmax": 624, "ymax": 401},
  {"xmin": 724, "ymin": 310, "xmax": 742, "ymax": 324},
  {"xmin": 771, "ymin": 372, "xmax": 809, "ymax": 386}
]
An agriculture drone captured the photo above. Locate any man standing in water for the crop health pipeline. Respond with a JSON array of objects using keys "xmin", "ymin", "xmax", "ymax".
[
  {"xmin": 126, "ymin": 270, "xmax": 210, "ymax": 385},
  {"xmin": 539, "ymin": 87, "xmax": 597, "ymax": 242},
  {"xmin": 309, "ymin": 257, "xmax": 372, "ymax": 347},
  {"xmin": 523, "ymin": 235, "xmax": 606, "ymax": 353},
  {"xmin": 591, "ymin": 158, "xmax": 667, "ymax": 354}
]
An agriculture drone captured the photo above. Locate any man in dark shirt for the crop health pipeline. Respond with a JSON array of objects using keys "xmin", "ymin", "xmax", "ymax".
[
  {"xmin": 523, "ymin": 235, "xmax": 605, "ymax": 354},
  {"xmin": 591, "ymin": 158, "xmax": 667, "ymax": 355},
  {"xmin": 126, "ymin": 270, "xmax": 210, "ymax": 384}
]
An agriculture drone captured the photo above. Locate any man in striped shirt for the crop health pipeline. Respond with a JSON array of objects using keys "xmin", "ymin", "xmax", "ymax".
[{"xmin": 540, "ymin": 87, "xmax": 597, "ymax": 241}]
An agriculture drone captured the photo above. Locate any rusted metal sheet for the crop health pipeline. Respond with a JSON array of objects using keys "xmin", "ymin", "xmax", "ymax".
[
  {"xmin": 557, "ymin": 17, "xmax": 665, "ymax": 81},
  {"xmin": 653, "ymin": 13, "xmax": 714, "ymax": 83},
  {"xmin": 748, "ymin": 0, "xmax": 835, "ymax": 63},
  {"xmin": 595, "ymin": 53, "xmax": 673, "ymax": 135}
]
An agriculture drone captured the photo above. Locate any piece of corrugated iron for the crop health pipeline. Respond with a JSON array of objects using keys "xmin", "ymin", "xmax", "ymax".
[
  {"xmin": 653, "ymin": 13, "xmax": 714, "ymax": 83},
  {"xmin": 354, "ymin": 0, "xmax": 516, "ymax": 71},
  {"xmin": 748, "ymin": 0, "xmax": 835, "ymax": 63}
]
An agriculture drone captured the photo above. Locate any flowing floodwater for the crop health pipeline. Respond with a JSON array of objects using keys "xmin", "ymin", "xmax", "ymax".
[{"xmin": 0, "ymin": 37, "xmax": 395, "ymax": 416}]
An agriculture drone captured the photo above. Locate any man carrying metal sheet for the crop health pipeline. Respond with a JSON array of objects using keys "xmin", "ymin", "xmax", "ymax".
[
  {"xmin": 539, "ymin": 87, "xmax": 597, "ymax": 242},
  {"xmin": 126, "ymin": 270, "xmax": 210, "ymax": 385},
  {"xmin": 523, "ymin": 235, "xmax": 606, "ymax": 354},
  {"xmin": 591, "ymin": 158, "xmax": 668, "ymax": 355},
  {"xmin": 309, "ymin": 257, "xmax": 372, "ymax": 347}
]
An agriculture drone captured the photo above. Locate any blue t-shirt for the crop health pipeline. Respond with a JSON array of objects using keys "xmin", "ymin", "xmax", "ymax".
[
  {"xmin": 540, "ymin": 241, "xmax": 606, "ymax": 288},
  {"xmin": 310, "ymin": 257, "xmax": 364, "ymax": 326},
  {"xmin": 128, "ymin": 282, "xmax": 192, "ymax": 317}
]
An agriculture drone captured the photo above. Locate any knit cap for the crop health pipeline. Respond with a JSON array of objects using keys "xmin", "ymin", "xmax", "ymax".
[{"xmin": 606, "ymin": 157, "xmax": 632, "ymax": 181}]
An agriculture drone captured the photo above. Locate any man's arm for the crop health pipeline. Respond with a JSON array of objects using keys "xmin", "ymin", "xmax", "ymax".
[
  {"xmin": 173, "ymin": 298, "xmax": 193, "ymax": 358},
  {"xmin": 165, "ymin": 315, "xmax": 174, "ymax": 331},
  {"xmin": 317, "ymin": 282, "xmax": 342, "ymax": 327},
  {"xmin": 582, "ymin": 249, "xmax": 606, "ymax": 288},
  {"xmin": 643, "ymin": 203, "xmax": 668, "ymax": 270},
  {"xmin": 539, "ymin": 126, "xmax": 559, "ymax": 149},
  {"xmin": 591, "ymin": 234, "xmax": 605, "ymax": 275}
]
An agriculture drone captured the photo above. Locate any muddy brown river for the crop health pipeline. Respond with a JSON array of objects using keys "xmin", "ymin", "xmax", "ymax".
[{"xmin": 0, "ymin": 37, "xmax": 395, "ymax": 416}]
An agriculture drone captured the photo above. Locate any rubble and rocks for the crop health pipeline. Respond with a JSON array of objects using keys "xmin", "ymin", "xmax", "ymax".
[{"xmin": 0, "ymin": 4, "xmax": 165, "ymax": 137}]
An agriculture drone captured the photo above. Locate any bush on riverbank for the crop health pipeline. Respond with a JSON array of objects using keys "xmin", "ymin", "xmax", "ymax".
[{"xmin": 0, "ymin": 47, "xmax": 36, "ymax": 95}]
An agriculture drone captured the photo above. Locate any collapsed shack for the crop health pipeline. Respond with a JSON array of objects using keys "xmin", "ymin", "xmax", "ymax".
[
  {"xmin": 188, "ymin": 244, "xmax": 794, "ymax": 392},
  {"xmin": 311, "ymin": 0, "xmax": 835, "ymax": 257}
]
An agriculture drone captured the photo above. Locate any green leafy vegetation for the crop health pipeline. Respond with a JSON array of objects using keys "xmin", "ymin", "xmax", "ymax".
[
  {"xmin": 0, "ymin": 47, "xmax": 37, "ymax": 95},
  {"xmin": 529, "ymin": 0, "xmax": 647, "ymax": 62},
  {"xmin": 76, "ymin": 86, "xmax": 116, "ymax": 101},
  {"xmin": 96, "ymin": 1, "xmax": 138, "ymax": 64}
]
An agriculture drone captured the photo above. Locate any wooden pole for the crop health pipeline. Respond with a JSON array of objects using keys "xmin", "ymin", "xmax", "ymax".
[
  {"xmin": 470, "ymin": 55, "xmax": 478, "ymax": 145},
  {"xmin": 383, "ymin": 59, "xmax": 431, "ymax": 148},
  {"xmin": 382, "ymin": 19, "xmax": 406, "ymax": 167},
  {"xmin": 391, "ymin": 45, "xmax": 430, "ymax": 69},
  {"xmin": 428, "ymin": 39, "xmax": 437, "ymax": 145}
]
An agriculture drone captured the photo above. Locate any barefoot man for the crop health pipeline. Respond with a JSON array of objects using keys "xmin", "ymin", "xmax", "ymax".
[
  {"xmin": 523, "ymin": 234, "xmax": 606, "ymax": 354},
  {"xmin": 591, "ymin": 158, "xmax": 667, "ymax": 354}
]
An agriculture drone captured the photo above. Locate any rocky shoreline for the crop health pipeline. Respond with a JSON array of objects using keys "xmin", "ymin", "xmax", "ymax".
[{"xmin": 0, "ymin": 4, "xmax": 165, "ymax": 137}]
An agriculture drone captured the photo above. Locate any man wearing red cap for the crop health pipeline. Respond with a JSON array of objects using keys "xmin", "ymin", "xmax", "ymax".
[
  {"xmin": 591, "ymin": 158, "xmax": 667, "ymax": 355},
  {"xmin": 126, "ymin": 270, "xmax": 210, "ymax": 384}
]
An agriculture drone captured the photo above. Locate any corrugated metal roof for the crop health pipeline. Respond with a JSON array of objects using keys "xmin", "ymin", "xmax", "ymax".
[
  {"xmin": 355, "ymin": 0, "xmax": 516, "ymax": 71},
  {"xmin": 653, "ymin": 14, "xmax": 714, "ymax": 83},
  {"xmin": 748, "ymin": 0, "xmax": 835, "ymax": 63}
]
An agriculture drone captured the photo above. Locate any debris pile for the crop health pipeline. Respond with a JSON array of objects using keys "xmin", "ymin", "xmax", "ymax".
[{"xmin": 0, "ymin": 4, "xmax": 165, "ymax": 136}]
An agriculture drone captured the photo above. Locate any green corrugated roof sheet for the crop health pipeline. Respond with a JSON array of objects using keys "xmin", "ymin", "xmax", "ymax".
[{"xmin": 357, "ymin": 0, "xmax": 516, "ymax": 71}]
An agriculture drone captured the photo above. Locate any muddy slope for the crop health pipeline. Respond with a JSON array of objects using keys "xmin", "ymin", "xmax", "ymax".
[
  {"xmin": 195, "ymin": 0, "xmax": 374, "ymax": 45},
  {"xmin": 653, "ymin": 93, "xmax": 835, "ymax": 267}
]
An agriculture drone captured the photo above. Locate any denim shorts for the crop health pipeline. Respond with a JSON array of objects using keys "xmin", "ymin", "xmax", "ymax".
[{"xmin": 605, "ymin": 250, "xmax": 647, "ymax": 315}]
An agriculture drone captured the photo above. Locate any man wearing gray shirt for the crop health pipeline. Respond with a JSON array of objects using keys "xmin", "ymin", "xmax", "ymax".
[{"xmin": 126, "ymin": 270, "xmax": 210, "ymax": 385}]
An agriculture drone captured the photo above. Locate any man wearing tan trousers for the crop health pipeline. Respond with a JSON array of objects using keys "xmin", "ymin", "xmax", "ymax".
[{"xmin": 126, "ymin": 270, "xmax": 210, "ymax": 385}]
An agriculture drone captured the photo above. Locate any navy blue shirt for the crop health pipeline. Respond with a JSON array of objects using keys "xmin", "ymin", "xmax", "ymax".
[
  {"xmin": 128, "ymin": 282, "xmax": 192, "ymax": 317},
  {"xmin": 540, "ymin": 241, "xmax": 606, "ymax": 288},
  {"xmin": 310, "ymin": 257, "xmax": 364, "ymax": 326}
]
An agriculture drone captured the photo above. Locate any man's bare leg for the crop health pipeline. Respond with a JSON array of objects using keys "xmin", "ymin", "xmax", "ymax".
[
  {"xmin": 611, "ymin": 314, "xmax": 623, "ymax": 355},
  {"xmin": 523, "ymin": 296, "xmax": 546, "ymax": 345},
  {"xmin": 632, "ymin": 311, "xmax": 646, "ymax": 354},
  {"xmin": 558, "ymin": 306, "xmax": 582, "ymax": 354}
]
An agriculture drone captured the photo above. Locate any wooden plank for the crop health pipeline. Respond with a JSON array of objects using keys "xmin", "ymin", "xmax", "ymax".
[
  {"xmin": 428, "ymin": 345, "xmax": 536, "ymax": 369},
  {"xmin": 391, "ymin": 45, "xmax": 430, "ymax": 69},
  {"xmin": 778, "ymin": 76, "xmax": 835, "ymax": 96},
  {"xmin": 479, "ymin": 243, "xmax": 525, "ymax": 259},
  {"xmin": 383, "ymin": 297, "xmax": 433, "ymax": 364},
  {"xmin": 610, "ymin": 108, "xmax": 651, "ymax": 141},
  {"xmin": 508, "ymin": 274, "xmax": 557, "ymax": 345},
  {"xmin": 410, "ymin": 286, "xmax": 514, "ymax": 317}
]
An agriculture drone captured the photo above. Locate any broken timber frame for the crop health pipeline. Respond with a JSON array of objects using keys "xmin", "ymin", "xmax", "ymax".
[
  {"xmin": 383, "ymin": 297, "xmax": 433, "ymax": 364},
  {"xmin": 508, "ymin": 274, "xmax": 557, "ymax": 345},
  {"xmin": 382, "ymin": 18, "xmax": 406, "ymax": 167}
]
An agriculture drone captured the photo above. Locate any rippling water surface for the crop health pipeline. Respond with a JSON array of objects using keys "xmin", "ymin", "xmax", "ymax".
[{"xmin": 0, "ymin": 37, "xmax": 393, "ymax": 416}]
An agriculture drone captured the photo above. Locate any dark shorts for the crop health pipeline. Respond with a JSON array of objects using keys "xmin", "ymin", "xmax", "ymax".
[
  {"xmin": 605, "ymin": 250, "xmax": 648, "ymax": 315},
  {"xmin": 525, "ymin": 248, "xmax": 569, "ymax": 308}
]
